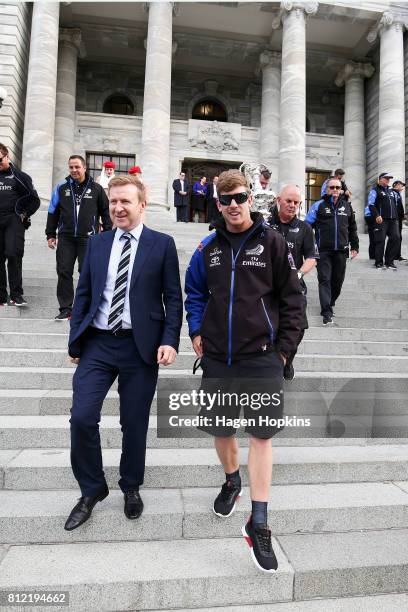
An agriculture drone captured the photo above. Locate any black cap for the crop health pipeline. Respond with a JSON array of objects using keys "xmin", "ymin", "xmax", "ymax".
[
  {"xmin": 379, "ymin": 172, "xmax": 393, "ymax": 179},
  {"xmin": 392, "ymin": 180, "xmax": 406, "ymax": 187}
]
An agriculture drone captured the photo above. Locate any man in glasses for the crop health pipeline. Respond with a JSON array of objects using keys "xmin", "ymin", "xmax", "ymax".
[
  {"xmin": 0, "ymin": 142, "xmax": 40, "ymax": 307},
  {"xmin": 268, "ymin": 184, "xmax": 319, "ymax": 380},
  {"xmin": 185, "ymin": 169, "xmax": 304, "ymax": 573},
  {"xmin": 306, "ymin": 177, "xmax": 359, "ymax": 325}
]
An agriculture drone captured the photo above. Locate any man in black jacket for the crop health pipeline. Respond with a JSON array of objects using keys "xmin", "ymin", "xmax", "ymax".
[
  {"xmin": 367, "ymin": 172, "xmax": 399, "ymax": 269},
  {"xmin": 185, "ymin": 169, "xmax": 304, "ymax": 573},
  {"xmin": 268, "ymin": 184, "xmax": 318, "ymax": 380},
  {"xmin": 0, "ymin": 142, "xmax": 40, "ymax": 307},
  {"xmin": 391, "ymin": 180, "xmax": 406, "ymax": 261},
  {"xmin": 306, "ymin": 176, "xmax": 359, "ymax": 325},
  {"xmin": 172, "ymin": 171, "xmax": 189, "ymax": 222},
  {"xmin": 46, "ymin": 155, "xmax": 111, "ymax": 320}
]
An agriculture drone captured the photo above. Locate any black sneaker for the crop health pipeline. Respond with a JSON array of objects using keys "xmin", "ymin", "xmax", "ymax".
[
  {"xmin": 55, "ymin": 309, "xmax": 71, "ymax": 321},
  {"xmin": 242, "ymin": 517, "xmax": 278, "ymax": 573},
  {"xmin": 283, "ymin": 362, "xmax": 295, "ymax": 381},
  {"xmin": 375, "ymin": 263, "xmax": 384, "ymax": 269},
  {"xmin": 213, "ymin": 480, "xmax": 242, "ymax": 517},
  {"xmin": 9, "ymin": 296, "xmax": 27, "ymax": 306},
  {"xmin": 386, "ymin": 264, "xmax": 397, "ymax": 270},
  {"xmin": 323, "ymin": 316, "xmax": 333, "ymax": 325},
  {"xmin": 398, "ymin": 257, "xmax": 407, "ymax": 261}
]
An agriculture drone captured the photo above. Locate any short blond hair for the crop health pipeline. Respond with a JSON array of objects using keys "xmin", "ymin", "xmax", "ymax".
[
  {"xmin": 217, "ymin": 169, "xmax": 250, "ymax": 194},
  {"xmin": 108, "ymin": 175, "xmax": 146, "ymax": 203}
]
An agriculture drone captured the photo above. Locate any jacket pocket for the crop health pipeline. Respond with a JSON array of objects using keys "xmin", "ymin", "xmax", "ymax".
[{"xmin": 150, "ymin": 312, "xmax": 165, "ymax": 321}]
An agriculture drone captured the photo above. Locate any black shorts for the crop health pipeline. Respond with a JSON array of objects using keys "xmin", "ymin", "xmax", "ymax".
[{"xmin": 197, "ymin": 351, "xmax": 284, "ymax": 439}]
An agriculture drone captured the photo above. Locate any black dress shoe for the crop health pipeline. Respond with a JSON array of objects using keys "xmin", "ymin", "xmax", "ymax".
[
  {"xmin": 124, "ymin": 489, "xmax": 144, "ymax": 520},
  {"xmin": 64, "ymin": 485, "xmax": 109, "ymax": 531}
]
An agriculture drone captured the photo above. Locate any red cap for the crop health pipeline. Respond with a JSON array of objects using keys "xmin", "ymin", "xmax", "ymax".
[
  {"xmin": 103, "ymin": 161, "xmax": 115, "ymax": 169},
  {"xmin": 129, "ymin": 166, "xmax": 142, "ymax": 175}
]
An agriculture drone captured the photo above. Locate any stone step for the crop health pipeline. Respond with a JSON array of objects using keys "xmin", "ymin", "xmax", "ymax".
[
  {"xmin": 1, "ymin": 529, "xmax": 408, "ymax": 609},
  {"xmin": 0, "ymin": 367, "xmax": 407, "ymax": 390},
  {"xmin": 1, "ymin": 481, "xmax": 407, "ymax": 545},
  {"xmin": 2, "ymin": 413, "xmax": 406, "ymax": 449},
  {"xmin": 1, "ymin": 324, "xmax": 408, "ymax": 343},
  {"xmin": 2, "ymin": 445, "xmax": 408, "ymax": 490},
  {"xmin": 158, "ymin": 594, "xmax": 408, "ymax": 612},
  {"xmin": 0, "ymin": 348, "xmax": 407, "ymax": 372}
]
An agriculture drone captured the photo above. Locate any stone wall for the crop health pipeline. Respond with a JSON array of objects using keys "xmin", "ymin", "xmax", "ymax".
[
  {"xmin": 0, "ymin": 1, "xmax": 31, "ymax": 164},
  {"xmin": 405, "ymin": 31, "xmax": 408, "ymax": 195},
  {"xmin": 306, "ymin": 85, "xmax": 344, "ymax": 136},
  {"xmin": 365, "ymin": 47, "xmax": 380, "ymax": 193}
]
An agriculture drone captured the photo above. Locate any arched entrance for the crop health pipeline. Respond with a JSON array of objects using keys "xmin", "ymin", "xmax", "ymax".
[{"xmin": 182, "ymin": 159, "xmax": 242, "ymax": 222}]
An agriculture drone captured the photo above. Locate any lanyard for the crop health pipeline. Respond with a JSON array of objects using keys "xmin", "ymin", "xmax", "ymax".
[{"xmin": 70, "ymin": 177, "xmax": 91, "ymax": 210}]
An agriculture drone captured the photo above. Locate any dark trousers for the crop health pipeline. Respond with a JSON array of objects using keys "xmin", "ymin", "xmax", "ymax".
[
  {"xmin": 397, "ymin": 219, "xmax": 403, "ymax": 259},
  {"xmin": 316, "ymin": 251, "xmax": 347, "ymax": 318},
  {"xmin": 0, "ymin": 214, "xmax": 25, "ymax": 302},
  {"xmin": 366, "ymin": 221, "xmax": 376, "ymax": 260},
  {"xmin": 176, "ymin": 205, "xmax": 188, "ymax": 222},
  {"xmin": 70, "ymin": 328, "xmax": 158, "ymax": 497},
  {"xmin": 373, "ymin": 219, "xmax": 399, "ymax": 266},
  {"xmin": 56, "ymin": 234, "xmax": 88, "ymax": 311}
]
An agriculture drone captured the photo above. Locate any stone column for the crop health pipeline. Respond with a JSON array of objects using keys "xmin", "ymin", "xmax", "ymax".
[
  {"xmin": 273, "ymin": 1, "xmax": 318, "ymax": 193},
  {"xmin": 258, "ymin": 51, "xmax": 281, "ymax": 192},
  {"xmin": 335, "ymin": 62, "xmax": 374, "ymax": 230},
  {"xmin": 21, "ymin": 2, "xmax": 60, "ymax": 201},
  {"xmin": 377, "ymin": 13, "xmax": 406, "ymax": 182},
  {"xmin": 140, "ymin": 2, "xmax": 174, "ymax": 208},
  {"xmin": 53, "ymin": 28, "xmax": 81, "ymax": 186}
]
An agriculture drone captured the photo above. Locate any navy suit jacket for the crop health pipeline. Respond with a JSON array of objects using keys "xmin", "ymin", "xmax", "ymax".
[
  {"xmin": 172, "ymin": 179, "xmax": 190, "ymax": 207},
  {"xmin": 68, "ymin": 226, "xmax": 183, "ymax": 365}
]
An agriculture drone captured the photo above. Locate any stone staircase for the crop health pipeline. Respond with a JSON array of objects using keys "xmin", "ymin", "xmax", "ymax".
[{"xmin": 0, "ymin": 208, "xmax": 408, "ymax": 611}]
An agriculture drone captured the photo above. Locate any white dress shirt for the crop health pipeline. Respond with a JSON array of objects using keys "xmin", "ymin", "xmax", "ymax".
[
  {"xmin": 180, "ymin": 179, "xmax": 184, "ymax": 192},
  {"xmin": 93, "ymin": 224, "xmax": 144, "ymax": 330},
  {"xmin": 213, "ymin": 184, "xmax": 217, "ymax": 198}
]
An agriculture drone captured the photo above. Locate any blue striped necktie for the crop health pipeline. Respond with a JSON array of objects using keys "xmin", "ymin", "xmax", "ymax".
[{"xmin": 108, "ymin": 232, "xmax": 132, "ymax": 333}]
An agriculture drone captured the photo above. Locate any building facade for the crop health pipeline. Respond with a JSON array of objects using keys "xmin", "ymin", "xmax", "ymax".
[{"xmin": 1, "ymin": 0, "xmax": 407, "ymax": 227}]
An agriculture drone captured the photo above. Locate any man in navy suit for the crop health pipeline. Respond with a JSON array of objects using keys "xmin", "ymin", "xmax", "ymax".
[
  {"xmin": 172, "ymin": 170, "xmax": 189, "ymax": 222},
  {"xmin": 65, "ymin": 175, "xmax": 183, "ymax": 531}
]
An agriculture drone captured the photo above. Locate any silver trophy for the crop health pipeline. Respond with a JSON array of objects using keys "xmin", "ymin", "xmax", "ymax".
[{"xmin": 239, "ymin": 163, "xmax": 277, "ymax": 219}]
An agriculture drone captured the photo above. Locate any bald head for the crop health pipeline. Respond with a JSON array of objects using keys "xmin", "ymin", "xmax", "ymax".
[{"xmin": 277, "ymin": 184, "xmax": 302, "ymax": 222}]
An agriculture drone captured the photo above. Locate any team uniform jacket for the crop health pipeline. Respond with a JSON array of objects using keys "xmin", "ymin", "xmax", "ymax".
[
  {"xmin": 366, "ymin": 185, "xmax": 397, "ymax": 221},
  {"xmin": 184, "ymin": 212, "xmax": 304, "ymax": 364},
  {"xmin": 46, "ymin": 174, "xmax": 111, "ymax": 239},
  {"xmin": 267, "ymin": 208, "xmax": 319, "ymax": 270},
  {"xmin": 305, "ymin": 194, "xmax": 359, "ymax": 253},
  {"xmin": 0, "ymin": 163, "xmax": 40, "ymax": 217}
]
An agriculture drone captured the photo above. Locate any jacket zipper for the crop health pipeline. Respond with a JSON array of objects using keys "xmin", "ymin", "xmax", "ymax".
[
  {"xmin": 226, "ymin": 223, "xmax": 261, "ymax": 366},
  {"xmin": 261, "ymin": 297, "xmax": 274, "ymax": 342}
]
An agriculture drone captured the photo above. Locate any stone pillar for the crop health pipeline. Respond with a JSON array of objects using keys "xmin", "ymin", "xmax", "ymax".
[
  {"xmin": 273, "ymin": 1, "xmax": 318, "ymax": 194},
  {"xmin": 258, "ymin": 51, "xmax": 281, "ymax": 192},
  {"xmin": 335, "ymin": 62, "xmax": 374, "ymax": 230},
  {"xmin": 377, "ymin": 13, "xmax": 406, "ymax": 182},
  {"xmin": 140, "ymin": 2, "xmax": 174, "ymax": 208},
  {"xmin": 21, "ymin": 2, "xmax": 60, "ymax": 201},
  {"xmin": 53, "ymin": 28, "xmax": 81, "ymax": 186}
]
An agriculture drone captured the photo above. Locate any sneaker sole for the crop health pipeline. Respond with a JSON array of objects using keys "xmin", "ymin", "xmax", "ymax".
[
  {"xmin": 10, "ymin": 303, "xmax": 27, "ymax": 307},
  {"xmin": 213, "ymin": 488, "xmax": 243, "ymax": 518},
  {"xmin": 241, "ymin": 524, "xmax": 277, "ymax": 573}
]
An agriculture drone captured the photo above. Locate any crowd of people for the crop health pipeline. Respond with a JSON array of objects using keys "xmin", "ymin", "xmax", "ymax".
[{"xmin": 0, "ymin": 142, "xmax": 406, "ymax": 574}]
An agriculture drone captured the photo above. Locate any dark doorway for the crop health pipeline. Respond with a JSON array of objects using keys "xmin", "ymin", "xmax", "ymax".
[{"xmin": 183, "ymin": 159, "xmax": 241, "ymax": 222}]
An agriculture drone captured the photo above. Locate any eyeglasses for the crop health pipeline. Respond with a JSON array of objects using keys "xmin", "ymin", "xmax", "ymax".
[
  {"xmin": 328, "ymin": 186, "xmax": 341, "ymax": 190},
  {"xmin": 0, "ymin": 155, "xmax": 7, "ymax": 163},
  {"xmin": 218, "ymin": 192, "xmax": 249, "ymax": 206}
]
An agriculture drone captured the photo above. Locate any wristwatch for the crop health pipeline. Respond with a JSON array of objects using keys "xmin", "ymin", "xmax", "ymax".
[{"xmin": 297, "ymin": 271, "xmax": 304, "ymax": 280}]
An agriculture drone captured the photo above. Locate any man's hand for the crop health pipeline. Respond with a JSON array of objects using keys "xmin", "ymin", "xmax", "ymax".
[
  {"xmin": 157, "ymin": 345, "xmax": 177, "ymax": 366},
  {"xmin": 70, "ymin": 357, "xmax": 80, "ymax": 364},
  {"xmin": 345, "ymin": 189, "xmax": 351, "ymax": 198},
  {"xmin": 47, "ymin": 238, "xmax": 56, "ymax": 249},
  {"xmin": 192, "ymin": 335, "xmax": 203, "ymax": 357},
  {"xmin": 376, "ymin": 216, "xmax": 383, "ymax": 224},
  {"xmin": 350, "ymin": 250, "xmax": 358, "ymax": 259}
]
